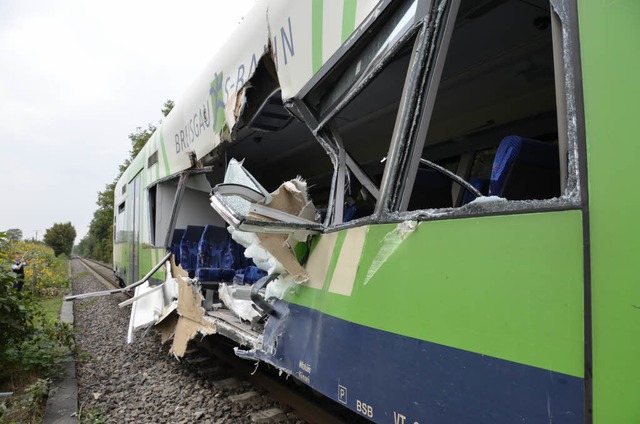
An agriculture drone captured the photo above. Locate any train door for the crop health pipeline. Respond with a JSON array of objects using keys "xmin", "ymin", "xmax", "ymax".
[{"xmin": 128, "ymin": 171, "xmax": 142, "ymax": 285}]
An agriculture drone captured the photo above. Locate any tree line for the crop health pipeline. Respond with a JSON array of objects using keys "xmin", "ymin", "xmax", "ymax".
[
  {"xmin": 74, "ymin": 100, "xmax": 174, "ymax": 262},
  {"xmin": 5, "ymin": 223, "xmax": 76, "ymax": 257}
]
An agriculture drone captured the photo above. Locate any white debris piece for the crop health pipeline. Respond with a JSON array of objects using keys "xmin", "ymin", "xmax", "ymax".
[
  {"xmin": 264, "ymin": 274, "xmax": 297, "ymax": 300},
  {"xmin": 219, "ymin": 283, "xmax": 261, "ymax": 322},
  {"xmin": 126, "ymin": 282, "xmax": 164, "ymax": 343}
]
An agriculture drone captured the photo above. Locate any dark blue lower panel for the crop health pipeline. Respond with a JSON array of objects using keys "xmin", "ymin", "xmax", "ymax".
[{"xmin": 240, "ymin": 301, "xmax": 584, "ymax": 424}]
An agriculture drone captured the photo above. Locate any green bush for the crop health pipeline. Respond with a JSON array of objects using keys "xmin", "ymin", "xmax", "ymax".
[
  {"xmin": 0, "ymin": 233, "xmax": 74, "ymax": 382},
  {"xmin": 0, "ymin": 264, "xmax": 34, "ymax": 354}
]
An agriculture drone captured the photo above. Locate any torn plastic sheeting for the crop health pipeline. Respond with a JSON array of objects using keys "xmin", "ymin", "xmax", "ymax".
[
  {"xmin": 218, "ymin": 283, "xmax": 261, "ymax": 322},
  {"xmin": 364, "ymin": 220, "xmax": 418, "ymax": 285}
]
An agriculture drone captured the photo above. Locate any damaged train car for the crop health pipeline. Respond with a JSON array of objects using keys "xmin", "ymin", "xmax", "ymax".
[{"xmin": 70, "ymin": 0, "xmax": 640, "ymax": 422}]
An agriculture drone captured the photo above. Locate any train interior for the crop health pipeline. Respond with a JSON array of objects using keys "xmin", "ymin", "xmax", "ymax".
[{"xmin": 144, "ymin": 0, "xmax": 567, "ymax": 338}]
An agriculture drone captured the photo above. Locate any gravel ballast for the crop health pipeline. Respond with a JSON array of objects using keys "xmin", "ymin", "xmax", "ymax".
[{"xmin": 71, "ymin": 260, "xmax": 302, "ymax": 423}]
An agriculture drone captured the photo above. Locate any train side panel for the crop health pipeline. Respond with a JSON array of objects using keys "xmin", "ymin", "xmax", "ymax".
[{"xmin": 242, "ymin": 211, "xmax": 585, "ymax": 422}]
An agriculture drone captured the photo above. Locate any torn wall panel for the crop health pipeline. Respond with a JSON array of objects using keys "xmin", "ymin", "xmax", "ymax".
[{"xmin": 214, "ymin": 160, "xmax": 319, "ymax": 283}]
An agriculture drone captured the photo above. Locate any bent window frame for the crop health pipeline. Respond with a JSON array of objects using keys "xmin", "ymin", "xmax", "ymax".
[{"xmin": 293, "ymin": 0, "xmax": 583, "ymax": 230}]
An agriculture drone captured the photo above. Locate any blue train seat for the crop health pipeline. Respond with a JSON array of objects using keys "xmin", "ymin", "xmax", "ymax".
[
  {"xmin": 177, "ymin": 224, "xmax": 265, "ymax": 284},
  {"xmin": 228, "ymin": 238, "xmax": 266, "ymax": 283},
  {"xmin": 234, "ymin": 266, "xmax": 267, "ymax": 285},
  {"xmin": 195, "ymin": 225, "xmax": 235, "ymax": 282},
  {"xmin": 180, "ymin": 225, "xmax": 205, "ymax": 277},
  {"xmin": 171, "ymin": 228, "xmax": 185, "ymax": 265},
  {"xmin": 489, "ymin": 135, "xmax": 560, "ymax": 200}
]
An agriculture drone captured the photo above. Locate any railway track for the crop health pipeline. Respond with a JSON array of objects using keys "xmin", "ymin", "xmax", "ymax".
[
  {"xmin": 71, "ymin": 257, "xmax": 366, "ymax": 423},
  {"xmin": 73, "ymin": 256, "xmax": 119, "ymax": 290}
]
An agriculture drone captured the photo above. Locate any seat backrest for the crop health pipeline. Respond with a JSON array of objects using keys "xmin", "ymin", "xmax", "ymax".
[
  {"xmin": 180, "ymin": 225, "xmax": 205, "ymax": 271},
  {"xmin": 197, "ymin": 225, "xmax": 228, "ymax": 268},
  {"xmin": 489, "ymin": 135, "xmax": 560, "ymax": 200},
  {"xmin": 171, "ymin": 229, "xmax": 185, "ymax": 265}
]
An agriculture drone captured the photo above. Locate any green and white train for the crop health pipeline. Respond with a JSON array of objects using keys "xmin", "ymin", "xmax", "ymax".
[{"xmin": 108, "ymin": 0, "xmax": 639, "ymax": 422}]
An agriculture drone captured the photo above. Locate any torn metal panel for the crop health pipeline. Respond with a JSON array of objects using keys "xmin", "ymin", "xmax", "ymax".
[
  {"xmin": 122, "ymin": 261, "xmax": 179, "ymax": 343},
  {"xmin": 126, "ymin": 282, "xmax": 164, "ymax": 344},
  {"xmin": 549, "ymin": 0, "xmax": 582, "ymax": 200},
  {"xmin": 212, "ymin": 160, "xmax": 319, "ymax": 283},
  {"xmin": 224, "ymin": 87, "xmax": 248, "ymax": 138},
  {"xmin": 145, "ymin": 255, "xmax": 262, "ymax": 357},
  {"xmin": 246, "ymin": 181, "xmax": 316, "ymax": 282},
  {"xmin": 137, "ymin": 0, "xmax": 381, "ymax": 180}
]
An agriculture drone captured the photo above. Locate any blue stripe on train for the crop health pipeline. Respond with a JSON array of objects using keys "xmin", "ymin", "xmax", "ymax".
[{"xmin": 240, "ymin": 301, "xmax": 584, "ymax": 424}]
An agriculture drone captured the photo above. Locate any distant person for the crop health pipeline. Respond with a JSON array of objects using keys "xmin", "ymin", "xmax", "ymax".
[{"xmin": 11, "ymin": 252, "xmax": 27, "ymax": 291}]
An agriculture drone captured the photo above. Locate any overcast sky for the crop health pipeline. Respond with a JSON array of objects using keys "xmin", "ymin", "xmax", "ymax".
[{"xmin": 0, "ymin": 0, "xmax": 256, "ymax": 243}]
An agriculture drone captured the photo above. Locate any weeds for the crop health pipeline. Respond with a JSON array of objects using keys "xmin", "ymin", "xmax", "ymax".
[
  {"xmin": 0, "ymin": 378, "xmax": 51, "ymax": 423},
  {"xmin": 77, "ymin": 403, "xmax": 107, "ymax": 424}
]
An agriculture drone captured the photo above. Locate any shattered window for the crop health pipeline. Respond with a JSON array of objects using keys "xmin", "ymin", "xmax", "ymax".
[
  {"xmin": 328, "ymin": 40, "xmax": 416, "ymax": 223},
  {"xmin": 406, "ymin": 0, "xmax": 565, "ymax": 211},
  {"xmin": 301, "ymin": 0, "xmax": 423, "ymax": 225},
  {"xmin": 116, "ymin": 201, "xmax": 126, "ymax": 243}
]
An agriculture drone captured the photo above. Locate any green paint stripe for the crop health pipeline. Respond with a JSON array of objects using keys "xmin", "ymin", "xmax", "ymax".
[
  {"xmin": 159, "ymin": 125, "xmax": 170, "ymax": 177},
  {"xmin": 341, "ymin": 0, "xmax": 357, "ymax": 42},
  {"xmin": 154, "ymin": 134, "xmax": 160, "ymax": 181},
  {"xmin": 312, "ymin": 0, "xmax": 324, "ymax": 73}
]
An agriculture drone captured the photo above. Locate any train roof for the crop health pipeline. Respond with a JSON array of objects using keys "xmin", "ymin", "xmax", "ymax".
[{"xmin": 115, "ymin": 0, "xmax": 381, "ymax": 201}]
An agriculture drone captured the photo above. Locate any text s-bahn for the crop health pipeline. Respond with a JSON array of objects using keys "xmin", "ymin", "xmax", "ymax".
[{"xmin": 108, "ymin": 0, "xmax": 640, "ymax": 423}]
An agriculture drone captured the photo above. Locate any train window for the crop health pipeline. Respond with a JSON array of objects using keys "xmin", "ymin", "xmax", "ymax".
[
  {"xmin": 405, "ymin": 0, "xmax": 565, "ymax": 212},
  {"xmin": 300, "ymin": 0, "xmax": 424, "ymax": 226},
  {"xmin": 326, "ymin": 36, "xmax": 417, "ymax": 224},
  {"xmin": 308, "ymin": 0, "xmax": 418, "ymax": 119},
  {"xmin": 115, "ymin": 201, "xmax": 127, "ymax": 243},
  {"xmin": 147, "ymin": 151, "xmax": 158, "ymax": 168}
]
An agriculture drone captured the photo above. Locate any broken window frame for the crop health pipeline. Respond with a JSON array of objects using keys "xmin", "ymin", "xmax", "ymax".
[
  {"xmin": 289, "ymin": 0, "xmax": 583, "ymax": 229},
  {"xmin": 209, "ymin": 182, "xmax": 324, "ymax": 234},
  {"xmin": 290, "ymin": 0, "xmax": 437, "ymax": 228},
  {"xmin": 390, "ymin": 0, "xmax": 583, "ymax": 218}
]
